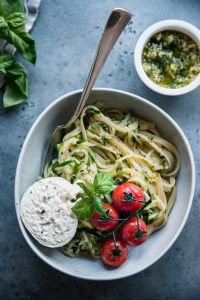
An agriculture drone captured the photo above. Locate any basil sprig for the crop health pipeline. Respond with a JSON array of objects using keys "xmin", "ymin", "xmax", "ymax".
[
  {"xmin": 72, "ymin": 172, "xmax": 114, "ymax": 219},
  {"xmin": 0, "ymin": 1, "xmax": 37, "ymax": 108},
  {"xmin": 0, "ymin": 12, "xmax": 36, "ymax": 64}
]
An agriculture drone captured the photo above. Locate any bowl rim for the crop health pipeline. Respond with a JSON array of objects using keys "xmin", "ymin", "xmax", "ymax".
[
  {"xmin": 15, "ymin": 88, "xmax": 195, "ymax": 280},
  {"xmin": 134, "ymin": 19, "xmax": 200, "ymax": 96}
]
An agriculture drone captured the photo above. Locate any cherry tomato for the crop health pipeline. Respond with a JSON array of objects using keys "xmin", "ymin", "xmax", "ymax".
[
  {"xmin": 91, "ymin": 203, "xmax": 119, "ymax": 232},
  {"xmin": 120, "ymin": 216, "xmax": 148, "ymax": 246},
  {"xmin": 101, "ymin": 238, "xmax": 128, "ymax": 267},
  {"xmin": 112, "ymin": 182, "xmax": 145, "ymax": 213}
]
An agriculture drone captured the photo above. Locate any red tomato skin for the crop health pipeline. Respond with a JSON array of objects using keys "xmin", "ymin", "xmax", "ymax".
[
  {"xmin": 100, "ymin": 238, "xmax": 128, "ymax": 267},
  {"xmin": 112, "ymin": 182, "xmax": 144, "ymax": 213},
  {"xmin": 120, "ymin": 217, "xmax": 148, "ymax": 246},
  {"xmin": 91, "ymin": 203, "xmax": 119, "ymax": 232}
]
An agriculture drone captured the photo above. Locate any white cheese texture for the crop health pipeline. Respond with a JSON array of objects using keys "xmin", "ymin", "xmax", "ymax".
[{"xmin": 20, "ymin": 177, "xmax": 82, "ymax": 248}]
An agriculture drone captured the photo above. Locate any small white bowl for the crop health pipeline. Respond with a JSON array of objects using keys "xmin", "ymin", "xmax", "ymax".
[
  {"xmin": 15, "ymin": 88, "xmax": 195, "ymax": 280},
  {"xmin": 134, "ymin": 20, "xmax": 200, "ymax": 96}
]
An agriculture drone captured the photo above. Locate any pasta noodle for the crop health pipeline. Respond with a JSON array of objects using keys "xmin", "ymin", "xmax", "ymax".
[{"xmin": 47, "ymin": 102, "xmax": 180, "ymax": 235}]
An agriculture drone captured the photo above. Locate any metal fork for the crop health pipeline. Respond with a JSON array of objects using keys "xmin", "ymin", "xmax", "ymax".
[{"xmin": 41, "ymin": 8, "xmax": 132, "ymax": 176}]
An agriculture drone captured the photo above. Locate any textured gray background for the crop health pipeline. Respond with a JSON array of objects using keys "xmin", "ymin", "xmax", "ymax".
[{"xmin": 0, "ymin": 0, "xmax": 200, "ymax": 299}]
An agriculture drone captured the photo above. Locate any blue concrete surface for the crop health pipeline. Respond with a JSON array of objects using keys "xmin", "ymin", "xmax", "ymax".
[{"xmin": 0, "ymin": 0, "xmax": 199, "ymax": 299}]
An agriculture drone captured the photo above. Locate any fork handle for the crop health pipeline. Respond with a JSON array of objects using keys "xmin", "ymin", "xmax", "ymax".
[{"xmin": 69, "ymin": 8, "xmax": 132, "ymax": 123}]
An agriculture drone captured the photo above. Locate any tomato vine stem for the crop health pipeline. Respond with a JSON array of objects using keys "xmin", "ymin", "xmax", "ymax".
[{"xmin": 102, "ymin": 199, "xmax": 151, "ymax": 239}]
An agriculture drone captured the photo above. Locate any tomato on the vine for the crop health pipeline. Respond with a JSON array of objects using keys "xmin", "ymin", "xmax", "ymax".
[
  {"xmin": 91, "ymin": 203, "xmax": 119, "ymax": 232},
  {"xmin": 100, "ymin": 238, "xmax": 128, "ymax": 267},
  {"xmin": 112, "ymin": 182, "xmax": 145, "ymax": 213},
  {"xmin": 120, "ymin": 216, "xmax": 148, "ymax": 246}
]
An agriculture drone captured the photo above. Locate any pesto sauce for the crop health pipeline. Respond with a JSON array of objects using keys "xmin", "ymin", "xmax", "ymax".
[{"xmin": 142, "ymin": 30, "xmax": 200, "ymax": 88}]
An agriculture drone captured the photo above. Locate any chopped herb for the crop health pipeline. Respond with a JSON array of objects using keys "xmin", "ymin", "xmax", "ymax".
[
  {"xmin": 76, "ymin": 134, "xmax": 84, "ymax": 144},
  {"xmin": 86, "ymin": 108, "xmax": 101, "ymax": 114},
  {"xmin": 89, "ymin": 126, "xmax": 96, "ymax": 133},
  {"xmin": 56, "ymin": 143, "xmax": 61, "ymax": 153},
  {"xmin": 52, "ymin": 159, "xmax": 76, "ymax": 171},
  {"xmin": 88, "ymin": 153, "xmax": 95, "ymax": 164},
  {"xmin": 100, "ymin": 137, "xmax": 107, "ymax": 145},
  {"xmin": 148, "ymin": 136, "xmax": 154, "ymax": 141}
]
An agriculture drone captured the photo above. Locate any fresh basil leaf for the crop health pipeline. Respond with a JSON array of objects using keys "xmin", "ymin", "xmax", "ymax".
[
  {"xmin": 7, "ymin": 29, "xmax": 36, "ymax": 63},
  {"xmin": 0, "ymin": 15, "xmax": 8, "ymax": 33},
  {"xmin": 3, "ymin": 79, "xmax": 27, "ymax": 107},
  {"xmin": 93, "ymin": 172, "xmax": 114, "ymax": 194},
  {"xmin": 6, "ymin": 62, "xmax": 27, "ymax": 95},
  {"xmin": 0, "ymin": 0, "xmax": 24, "ymax": 17},
  {"xmin": 72, "ymin": 197, "xmax": 94, "ymax": 219},
  {"xmin": 77, "ymin": 182, "xmax": 96, "ymax": 198},
  {"xmin": 52, "ymin": 159, "xmax": 76, "ymax": 171},
  {"xmin": 3, "ymin": 61, "xmax": 28, "ymax": 108},
  {"xmin": 0, "ymin": 54, "xmax": 14, "ymax": 73},
  {"xmin": 94, "ymin": 197, "xmax": 107, "ymax": 216},
  {"xmin": 6, "ymin": 12, "xmax": 26, "ymax": 28},
  {"xmin": 0, "ymin": 13, "xmax": 36, "ymax": 64}
]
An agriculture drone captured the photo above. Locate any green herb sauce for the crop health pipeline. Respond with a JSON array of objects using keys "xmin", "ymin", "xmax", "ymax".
[{"xmin": 142, "ymin": 30, "xmax": 200, "ymax": 88}]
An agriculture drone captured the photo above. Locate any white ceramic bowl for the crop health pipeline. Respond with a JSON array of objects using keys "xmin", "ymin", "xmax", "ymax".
[
  {"xmin": 134, "ymin": 20, "xmax": 200, "ymax": 96},
  {"xmin": 15, "ymin": 88, "xmax": 195, "ymax": 280}
]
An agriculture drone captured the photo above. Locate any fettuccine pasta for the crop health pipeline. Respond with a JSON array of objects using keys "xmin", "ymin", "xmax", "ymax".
[{"xmin": 47, "ymin": 102, "xmax": 180, "ymax": 235}]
